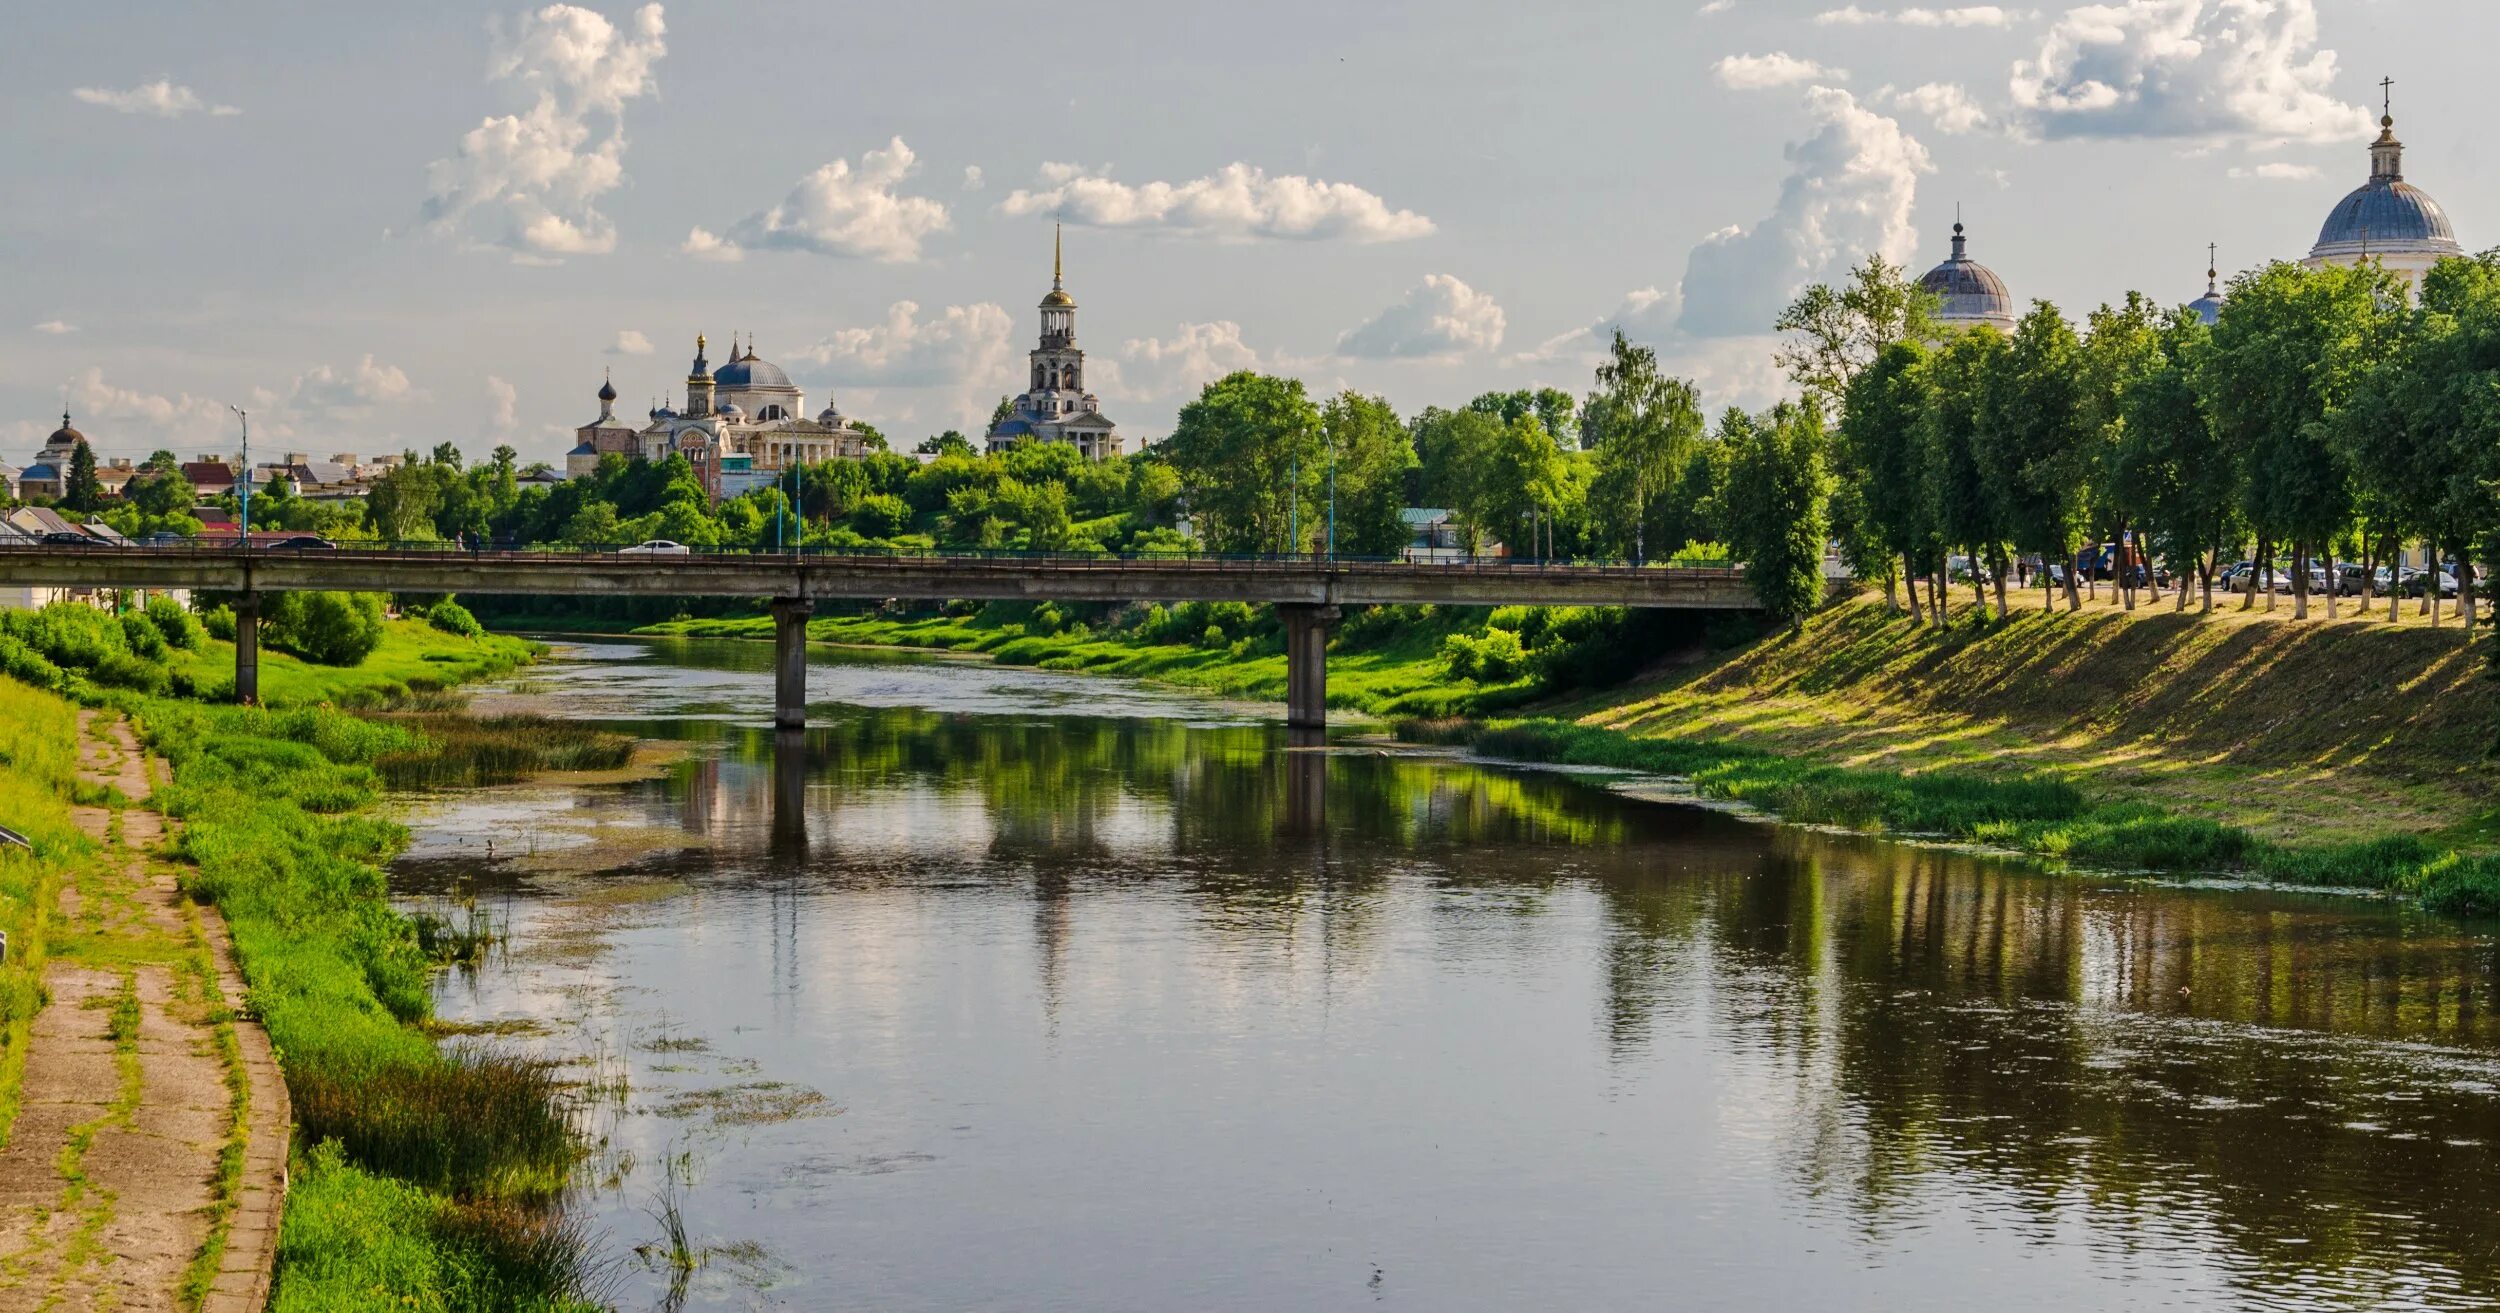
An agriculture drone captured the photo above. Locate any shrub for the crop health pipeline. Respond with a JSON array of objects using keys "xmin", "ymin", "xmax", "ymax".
[
  {"xmin": 202, "ymin": 606, "xmax": 236, "ymax": 642},
  {"xmin": 145, "ymin": 595, "xmax": 204, "ymax": 649},
  {"xmin": 270, "ymin": 592, "xmax": 387, "ymax": 667},
  {"xmin": 848, "ymin": 493, "xmax": 911, "ymax": 539},
  {"xmin": 1443, "ymin": 628, "xmax": 1527, "ymax": 682},
  {"xmin": 427, "ymin": 602, "xmax": 484, "ymax": 640},
  {"xmin": 121, "ymin": 611, "xmax": 170, "ymax": 661}
]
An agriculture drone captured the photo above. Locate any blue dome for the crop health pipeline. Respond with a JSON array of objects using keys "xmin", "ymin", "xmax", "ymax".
[
  {"xmin": 712, "ymin": 345, "xmax": 794, "ymax": 391},
  {"xmin": 2188, "ymin": 291, "xmax": 2224, "ymax": 326},
  {"xmin": 2314, "ymin": 180, "xmax": 2458, "ymax": 252}
]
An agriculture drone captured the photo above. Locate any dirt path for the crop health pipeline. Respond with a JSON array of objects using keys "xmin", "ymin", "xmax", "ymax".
[{"xmin": 0, "ymin": 712, "xmax": 286, "ymax": 1313}]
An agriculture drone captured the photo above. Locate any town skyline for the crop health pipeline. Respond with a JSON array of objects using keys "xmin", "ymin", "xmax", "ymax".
[{"xmin": 7, "ymin": 0, "xmax": 2489, "ymax": 463}]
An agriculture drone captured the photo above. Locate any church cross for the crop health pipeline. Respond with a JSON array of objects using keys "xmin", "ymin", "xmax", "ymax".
[{"xmin": 2380, "ymin": 76, "xmax": 2394, "ymax": 118}]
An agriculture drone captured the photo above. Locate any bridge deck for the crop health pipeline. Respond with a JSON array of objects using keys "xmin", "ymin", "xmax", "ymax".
[{"xmin": 0, "ymin": 544, "xmax": 1760, "ymax": 609}]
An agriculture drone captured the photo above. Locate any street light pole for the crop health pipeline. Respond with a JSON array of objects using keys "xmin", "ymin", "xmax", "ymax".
[
  {"xmin": 226, "ymin": 405, "xmax": 250, "ymax": 545},
  {"xmin": 1327, "ymin": 443, "xmax": 1337, "ymax": 561},
  {"xmin": 1289, "ymin": 458, "xmax": 1300, "ymax": 557}
]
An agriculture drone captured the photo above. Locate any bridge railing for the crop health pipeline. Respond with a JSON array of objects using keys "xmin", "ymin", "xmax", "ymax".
[{"xmin": 0, "ymin": 536, "xmax": 1745, "ymax": 576}]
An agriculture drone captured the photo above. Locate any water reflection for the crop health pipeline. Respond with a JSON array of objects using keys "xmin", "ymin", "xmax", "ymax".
[{"xmin": 395, "ymin": 639, "xmax": 2500, "ymax": 1311}]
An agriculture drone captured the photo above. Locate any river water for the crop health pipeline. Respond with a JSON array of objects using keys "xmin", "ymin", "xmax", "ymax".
[{"xmin": 392, "ymin": 636, "xmax": 2500, "ymax": 1311}]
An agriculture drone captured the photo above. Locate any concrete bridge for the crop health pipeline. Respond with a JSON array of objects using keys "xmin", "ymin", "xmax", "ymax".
[{"xmin": 0, "ymin": 543, "xmax": 1761, "ymax": 729}]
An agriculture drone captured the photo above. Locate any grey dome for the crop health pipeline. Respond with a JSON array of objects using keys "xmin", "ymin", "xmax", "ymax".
[
  {"xmin": 2314, "ymin": 181, "xmax": 2457, "ymax": 252},
  {"xmin": 2189, "ymin": 290, "xmax": 2224, "ymax": 326},
  {"xmin": 1918, "ymin": 223, "xmax": 2015, "ymax": 328},
  {"xmin": 713, "ymin": 349, "xmax": 793, "ymax": 391}
]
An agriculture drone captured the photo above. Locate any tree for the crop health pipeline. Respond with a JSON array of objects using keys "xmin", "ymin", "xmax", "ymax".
[
  {"xmin": 62, "ymin": 440, "xmax": 104, "ymax": 513},
  {"xmin": 2116, "ymin": 310, "xmax": 2237, "ymax": 612},
  {"xmin": 989, "ymin": 396, "xmax": 1016, "ymax": 429},
  {"xmin": 1924, "ymin": 328, "xmax": 2016, "ymax": 619},
  {"xmin": 1580, "ymin": 331, "xmax": 1704, "ymax": 562},
  {"xmin": 1721, "ymin": 404, "xmax": 1832, "ymax": 627},
  {"xmin": 918, "ymin": 431, "xmax": 976, "ymax": 458},
  {"xmin": 1465, "ymin": 389, "xmax": 1578, "ymax": 450},
  {"xmin": 1774, "ymin": 255, "xmax": 1942, "ymax": 408},
  {"xmin": 2200, "ymin": 261, "xmax": 2399, "ymax": 620},
  {"xmin": 264, "ymin": 591, "xmax": 385, "ymax": 665},
  {"xmin": 1161, "ymin": 372, "xmax": 1324, "ymax": 553},
  {"xmin": 1838, "ymin": 340, "xmax": 1941, "ymax": 617},
  {"xmin": 1979, "ymin": 302, "xmax": 2091, "ymax": 611},
  {"xmin": 2076, "ymin": 293, "xmax": 2167, "ymax": 609},
  {"xmin": 1319, "ymin": 391, "xmax": 1417, "ymax": 558},
  {"xmin": 124, "ymin": 461, "xmax": 195, "ymax": 519},
  {"xmin": 1447, "ymin": 413, "xmax": 1565, "ymax": 559}
]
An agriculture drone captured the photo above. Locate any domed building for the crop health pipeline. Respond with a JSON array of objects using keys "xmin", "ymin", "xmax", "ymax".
[
  {"xmin": 567, "ymin": 338, "xmax": 875, "ymax": 494},
  {"xmin": 2306, "ymin": 97, "xmax": 2461, "ymax": 289},
  {"xmin": 19, "ymin": 411, "xmax": 89, "ymax": 501},
  {"xmin": 2189, "ymin": 244, "xmax": 2226, "ymax": 326},
  {"xmin": 1918, "ymin": 219, "xmax": 2017, "ymax": 335}
]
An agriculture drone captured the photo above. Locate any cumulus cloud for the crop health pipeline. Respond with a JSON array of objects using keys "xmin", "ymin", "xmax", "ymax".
[
  {"xmin": 1334, "ymin": 275, "xmax": 1507, "ymax": 360},
  {"xmin": 486, "ymin": 376, "xmax": 520, "ymax": 436},
  {"xmin": 2228, "ymin": 160, "xmax": 2319, "ymax": 179},
  {"xmin": 33, "ymin": 321, "xmax": 77, "ymax": 336},
  {"xmin": 795, "ymin": 301, "xmax": 1015, "ymax": 389},
  {"xmin": 421, "ymin": 3, "xmax": 667, "ymax": 260},
  {"xmin": 683, "ymin": 138, "xmax": 951, "ymax": 263},
  {"xmin": 1678, "ymin": 87, "xmax": 1931, "ymax": 338},
  {"xmin": 1698, "ymin": 0, "xmax": 1737, "ymax": 14},
  {"xmin": 72, "ymin": 81, "xmax": 240, "ymax": 117},
  {"xmin": 962, "ymin": 165, "xmax": 985, "ymax": 191},
  {"xmin": 1886, "ymin": 82, "xmax": 1994, "ymax": 134},
  {"xmin": 607, "ymin": 329, "xmax": 653, "ymax": 354},
  {"xmin": 55, "ymin": 356, "xmax": 418, "ymax": 448},
  {"xmin": 1816, "ymin": 5, "xmax": 2021, "ymax": 27},
  {"xmin": 1106, "ymin": 322, "xmax": 1278, "ymax": 401},
  {"xmin": 2009, "ymin": 0, "xmax": 2372, "ymax": 144},
  {"xmin": 1714, "ymin": 53, "xmax": 1848, "ymax": 91},
  {"xmin": 273, "ymin": 356, "xmax": 417, "ymax": 414},
  {"xmin": 63, "ymin": 369, "xmax": 233, "ymax": 446},
  {"xmin": 1000, "ymin": 162, "xmax": 1433, "ymax": 243},
  {"xmin": 1509, "ymin": 287, "xmax": 1684, "ymax": 367}
]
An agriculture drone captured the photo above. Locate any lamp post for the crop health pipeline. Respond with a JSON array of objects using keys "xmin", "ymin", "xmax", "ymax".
[
  {"xmin": 1326, "ymin": 443, "xmax": 1338, "ymax": 561},
  {"xmin": 226, "ymin": 405, "xmax": 250, "ymax": 546},
  {"xmin": 1289, "ymin": 458, "xmax": 1300, "ymax": 558}
]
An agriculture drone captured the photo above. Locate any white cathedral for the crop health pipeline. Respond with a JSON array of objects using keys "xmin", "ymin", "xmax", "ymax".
[
  {"xmin": 567, "ymin": 335, "xmax": 876, "ymax": 497},
  {"xmin": 1912, "ymin": 87, "xmax": 2463, "ymax": 334}
]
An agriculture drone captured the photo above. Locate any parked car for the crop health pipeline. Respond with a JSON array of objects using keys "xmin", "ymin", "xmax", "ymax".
[
  {"xmin": 265, "ymin": 535, "xmax": 336, "ymax": 551},
  {"xmin": 40, "ymin": 531, "xmax": 102, "ymax": 547},
  {"xmin": 618, "ymin": 539, "xmax": 692, "ymax": 556},
  {"xmin": 2400, "ymin": 566, "xmax": 2462, "ymax": 598}
]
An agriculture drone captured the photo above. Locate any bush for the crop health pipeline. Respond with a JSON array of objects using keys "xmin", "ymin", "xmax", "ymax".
[
  {"xmin": 145, "ymin": 595, "xmax": 204, "ymax": 649},
  {"xmin": 202, "ymin": 605, "xmax": 236, "ymax": 642},
  {"xmin": 1442, "ymin": 627, "xmax": 1527, "ymax": 682},
  {"xmin": 848, "ymin": 493, "xmax": 912, "ymax": 539},
  {"xmin": 121, "ymin": 611, "xmax": 170, "ymax": 661},
  {"xmin": 269, "ymin": 592, "xmax": 387, "ymax": 667},
  {"xmin": 426, "ymin": 602, "xmax": 484, "ymax": 640}
]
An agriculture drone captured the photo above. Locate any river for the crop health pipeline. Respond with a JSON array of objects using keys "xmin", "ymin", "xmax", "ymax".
[{"xmin": 390, "ymin": 635, "xmax": 2500, "ymax": 1311}]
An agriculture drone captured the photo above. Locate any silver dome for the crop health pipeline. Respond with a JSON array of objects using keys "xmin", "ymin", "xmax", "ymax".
[{"xmin": 1919, "ymin": 223, "xmax": 2015, "ymax": 329}]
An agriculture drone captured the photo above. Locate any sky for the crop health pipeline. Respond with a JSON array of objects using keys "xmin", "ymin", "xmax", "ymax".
[{"xmin": 4, "ymin": 0, "xmax": 2491, "ymax": 467}]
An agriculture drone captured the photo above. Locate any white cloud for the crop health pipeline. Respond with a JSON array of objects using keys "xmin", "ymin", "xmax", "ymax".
[
  {"xmin": 32, "ymin": 321, "xmax": 77, "ymax": 336},
  {"xmin": 1698, "ymin": 0, "xmax": 1737, "ymax": 14},
  {"xmin": 275, "ymin": 355, "xmax": 417, "ymax": 413},
  {"xmin": 1887, "ymin": 82, "xmax": 1994, "ymax": 134},
  {"xmin": 486, "ymin": 375, "xmax": 520, "ymax": 436},
  {"xmin": 1816, "ymin": 5, "xmax": 2022, "ymax": 27},
  {"xmin": 1334, "ymin": 274, "xmax": 1507, "ymax": 360},
  {"xmin": 1510, "ymin": 287, "xmax": 1684, "ymax": 367},
  {"xmin": 50, "ymin": 358, "xmax": 420, "ymax": 450},
  {"xmin": 2009, "ymin": 0, "xmax": 2373, "ymax": 144},
  {"xmin": 2228, "ymin": 160, "xmax": 2319, "ymax": 179},
  {"xmin": 962, "ymin": 165, "xmax": 985, "ymax": 191},
  {"xmin": 421, "ymin": 3, "xmax": 667, "ymax": 260},
  {"xmin": 607, "ymin": 329, "xmax": 653, "ymax": 355},
  {"xmin": 1108, "ymin": 322, "xmax": 1277, "ymax": 401},
  {"xmin": 795, "ymin": 301, "xmax": 1015, "ymax": 389},
  {"xmin": 1679, "ymin": 86, "xmax": 1931, "ymax": 338},
  {"xmin": 1714, "ymin": 53, "xmax": 1849, "ymax": 91},
  {"xmin": 72, "ymin": 81, "xmax": 240, "ymax": 118},
  {"xmin": 1000, "ymin": 162, "xmax": 1434, "ymax": 243},
  {"xmin": 63, "ymin": 369, "xmax": 233, "ymax": 446},
  {"xmin": 683, "ymin": 138, "xmax": 951, "ymax": 263}
]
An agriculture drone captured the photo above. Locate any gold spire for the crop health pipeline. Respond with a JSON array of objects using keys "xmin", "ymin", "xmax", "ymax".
[{"xmin": 1053, "ymin": 224, "xmax": 1063, "ymax": 288}]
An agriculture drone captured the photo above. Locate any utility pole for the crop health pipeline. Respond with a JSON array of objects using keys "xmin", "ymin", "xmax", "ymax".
[
  {"xmin": 226, "ymin": 405, "xmax": 251, "ymax": 545},
  {"xmin": 1326, "ymin": 444, "xmax": 1337, "ymax": 561}
]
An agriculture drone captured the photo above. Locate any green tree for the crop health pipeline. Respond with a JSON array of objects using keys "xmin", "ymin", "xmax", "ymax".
[
  {"xmin": 918, "ymin": 431, "xmax": 976, "ymax": 458},
  {"xmin": 2076, "ymin": 293, "xmax": 2167, "ymax": 609},
  {"xmin": 1922, "ymin": 328, "xmax": 2015, "ymax": 620},
  {"xmin": 62, "ymin": 440, "xmax": 104, "ymax": 513},
  {"xmin": 2200, "ymin": 261, "xmax": 2400, "ymax": 619},
  {"xmin": 1774, "ymin": 255, "xmax": 1942, "ymax": 409},
  {"xmin": 1721, "ymin": 404, "xmax": 1832, "ymax": 627},
  {"xmin": 124, "ymin": 461, "xmax": 195, "ymax": 519},
  {"xmin": 1162, "ymin": 372, "xmax": 1324, "ymax": 553},
  {"xmin": 1978, "ymin": 303, "xmax": 2091, "ymax": 612},
  {"xmin": 2116, "ymin": 309, "xmax": 2238, "ymax": 612},
  {"xmin": 1835, "ymin": 339, "xmax": 1939, "ymax": 615},
  {"xmin": 1580, "ymin": 331, "xmax": 1705, "ymax": 563},
  {"xmin": 264, "ymin": 591, "xmax": 385, "ymax": 665},
  {"xmin": 1319, "ymin": 391, "xmax": 1417, "ymax": 558}
]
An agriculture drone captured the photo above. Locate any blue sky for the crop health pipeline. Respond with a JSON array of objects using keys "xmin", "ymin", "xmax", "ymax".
[{"xmin": 5, "ymin": 0, "xmax": 2489, "ymax": 465}]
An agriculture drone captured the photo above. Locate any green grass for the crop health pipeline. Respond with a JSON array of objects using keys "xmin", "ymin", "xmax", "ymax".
[
  {"xmin": 168, "ymin": 619, "xmax": 537, "ymax": 709},
  {"xmin": 1404, "ymin": 715, "xmax": 2500, "ymax": 917},
  {"xmin": 369, "ymin": 714, "xmax": 635, "ymax": 789},
  {"xmin": 0, "ymin": 677, "xmax": 99, "ymax": 1148}
]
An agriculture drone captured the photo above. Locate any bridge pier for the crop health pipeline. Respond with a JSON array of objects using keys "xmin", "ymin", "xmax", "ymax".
[
  {"xmin": 770, "ymin": 728, "xmax": 808, "ymax": 859},
  {"xmin": 771, "ymin": 598, "xmax": 812, "ymax": 731},
  {"xmin": 1278, "ymin": 603, "xmax": 1340, "ymax": 730},
  {"xmin": 232, "ymin": 595, "xmax": 260, "ymax": 707}
]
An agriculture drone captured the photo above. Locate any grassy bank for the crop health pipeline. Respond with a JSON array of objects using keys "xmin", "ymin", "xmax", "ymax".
[
  {"xmin": 1408, "ymin": 592, "xmax": 2500, "ymax": 916},
  {"xmin": 0, "ymin": 679, "xmax": 103, "ymax": 1148},
  {"xmin": 0, "ymin": 601, "xmax": 619, "ymax": 1311},
  {"xmin": 639, "ymin": 599, "xmax": 1748, "ymax": 719}
]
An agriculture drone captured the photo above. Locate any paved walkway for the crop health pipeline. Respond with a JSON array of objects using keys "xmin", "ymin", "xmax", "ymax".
[{"xmin": 0, "ymin": 713, "xmax": 286, "ymax": 1313}]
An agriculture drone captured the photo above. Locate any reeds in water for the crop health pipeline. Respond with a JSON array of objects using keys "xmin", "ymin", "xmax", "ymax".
[{"xmin": 371, "ymin": 713, "xmax": 636, "ymax": 790}]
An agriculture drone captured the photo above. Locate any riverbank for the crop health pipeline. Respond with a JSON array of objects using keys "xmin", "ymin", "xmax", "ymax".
[
  {"xmin": 636, "ymin": 592, "xmax": 2500, "ymax": 913},
  {"xmin": 0, "ymin": 607, "xmax": 621, "ymax": 1311}
]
